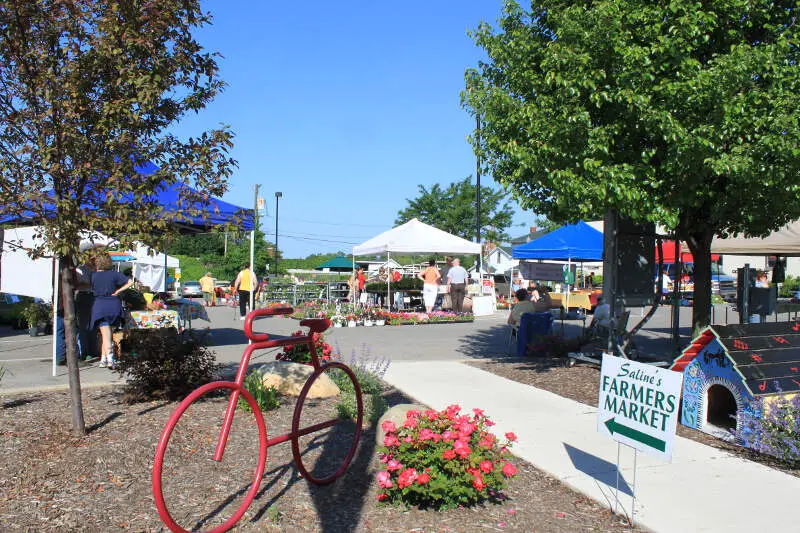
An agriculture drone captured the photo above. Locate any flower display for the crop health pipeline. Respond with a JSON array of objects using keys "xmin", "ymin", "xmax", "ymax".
[
  {"xmin": 275, "ymin": 330, "xmax": 334, "ymax": 365},
  {"xmin": 376, "ymin": 405, "xmax": 518, "ymax": 509}
]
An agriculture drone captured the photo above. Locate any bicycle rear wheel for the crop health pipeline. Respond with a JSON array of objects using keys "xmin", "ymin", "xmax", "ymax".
[
  {"xmin": 153, "ymin": 381, "xmax": 268, "ymax": 533},
  {"xmin": 291, "ymin": 362, "xmax": 363, "ymax": 485}
]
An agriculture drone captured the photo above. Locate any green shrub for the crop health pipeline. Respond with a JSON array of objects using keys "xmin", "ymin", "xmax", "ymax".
[
  {"xmin": 117, "ymin": 330, "xmax": 221, "ymax": 403},
  {"xmin": 336, "ymin": 391, "xmax": 388, "ymax": 425},
  {"xmin": 238, "ymin": 371, "xmax": 280, "ymax": 413},
  {"xmin": 780, "ymin": 275, "xmax": 800, "ymax": 297}
]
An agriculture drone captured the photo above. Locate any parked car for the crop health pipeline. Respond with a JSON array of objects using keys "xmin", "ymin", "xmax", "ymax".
[
  {"xmin": 657, "ymin": 263, "xmax": 737, "ymax": 301},
  {"xmin": 181, "ymin": 281, "xmax": 203, "ymax": 298},
  {"xmin": 0, "ymin": 293, "xmax": 35, "ymax": 329}
]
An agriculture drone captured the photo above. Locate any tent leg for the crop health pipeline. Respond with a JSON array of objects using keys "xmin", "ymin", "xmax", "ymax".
[{"xmin": 387, "ymin": 251, "xmax": 391, "ymax": 311}]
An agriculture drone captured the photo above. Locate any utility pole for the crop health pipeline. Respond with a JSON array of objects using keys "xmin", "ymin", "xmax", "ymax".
[
  {"xmin": 475, "ymin": 114, "xmax": 482, "ymax": 274},
  {"xmin": 250, "ymin": 184, "xmax": 259, "ymax": 315},
  {"xmin": 224, "ymin": 232, "xmax": 227, "ymax": 258},
  {"xmin": 275, "ymin": 192, "xmax": 282, "ymax": 276}
]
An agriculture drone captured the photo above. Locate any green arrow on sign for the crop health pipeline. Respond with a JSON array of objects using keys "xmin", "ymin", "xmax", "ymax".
[{"xmin": 604, "ymin": 418, "xmax": 666, "ymax": 452}]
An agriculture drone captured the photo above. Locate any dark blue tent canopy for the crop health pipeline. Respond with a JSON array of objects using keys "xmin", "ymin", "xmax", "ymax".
[
  {"xmin": 512, "ymin": 221, "xmax": 603, "ymax": 261},
  {"xmin": 0, "ymin": 160, "xmax": 254, "ymax": 231}
]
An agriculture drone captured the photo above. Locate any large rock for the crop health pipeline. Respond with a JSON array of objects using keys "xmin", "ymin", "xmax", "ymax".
[
  {"xmin": 376, "ymin": 403, "xmax": 429, "ymax": 445},
  {"xmin": 256, "ymin": 361, "xmax": 340, "ymax": 398}
]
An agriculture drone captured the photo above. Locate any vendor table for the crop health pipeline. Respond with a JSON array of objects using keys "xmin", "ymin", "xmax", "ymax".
[
  {"xmin": 127, "ymin": 309, "xmax": 182, "ymax": 331},
  {"xmin": 166, "ymin": 298, "xmax": 210, "ymax": 330},
  {"xmin": 549, "ymin": 292, "xmax": 592, "ymax": 311}
]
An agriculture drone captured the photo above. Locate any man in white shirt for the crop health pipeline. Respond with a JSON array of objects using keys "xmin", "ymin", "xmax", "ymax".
[
  {"xmin": 590, "ymin": 296, "xmax": 612, "ymax": 335},
  {"xmin": 446, "ymin": 258, "xmax": 469, "ymax": 313}
]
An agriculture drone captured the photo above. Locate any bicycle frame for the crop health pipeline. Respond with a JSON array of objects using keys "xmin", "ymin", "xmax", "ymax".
[{"xmin": 213, "ymin": 306, "xmax": 332, "ymax": 461}]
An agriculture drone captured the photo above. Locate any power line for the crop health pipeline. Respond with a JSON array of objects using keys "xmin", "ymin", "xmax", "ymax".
[{"xmin": 263, "ymin": 214, "xmax": 392, "ymax": 229}]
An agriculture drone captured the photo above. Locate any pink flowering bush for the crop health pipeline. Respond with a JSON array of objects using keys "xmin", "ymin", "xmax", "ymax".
[{"xmin": 376, "ymin": 405, "xmax": 518, "ymax": 509}]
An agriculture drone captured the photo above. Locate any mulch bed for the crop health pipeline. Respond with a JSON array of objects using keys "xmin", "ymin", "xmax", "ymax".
[
  {"xmin": 466, "ymin": 357, "xmax": 800, "ymax": 478},
  {"xmin": 0, "ymin": 386, "xmax": 644, "ymax": 532}
]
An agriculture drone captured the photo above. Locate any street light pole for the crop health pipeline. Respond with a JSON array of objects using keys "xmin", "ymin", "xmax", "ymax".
[
  {"xmin": 275, "ymin": 192, "xmax": 282, "ymax": 276},
  {"xmin": 475, "ymin": 114, "xmax": 482, "ymax": 274}
]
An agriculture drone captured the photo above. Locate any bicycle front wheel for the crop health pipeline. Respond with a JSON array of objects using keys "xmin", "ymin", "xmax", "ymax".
[
  {"xmin": 153, "ymin": 381, "xmax": 268, "ymax": 533},
  {"xmin": 291, "ymin": 362, "xmax": 363, "ymax": 485}
]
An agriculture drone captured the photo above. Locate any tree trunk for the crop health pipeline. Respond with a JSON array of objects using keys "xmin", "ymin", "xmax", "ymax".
[
  {"xmin": 685, "ymin": 230, "xmax": 714, "ymax": 334},
  {"xmin": 61, "ymin": 258, "xmax": 86, "ymax": 436}
]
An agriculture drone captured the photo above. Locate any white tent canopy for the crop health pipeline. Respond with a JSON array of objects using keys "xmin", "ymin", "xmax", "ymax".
[
  {"xmin": 709, "ymin": 221, "xmax": 800, "ymax": 255},
  {"xmin": 352, "ymin": 218, "xmax": 482, "ymax": 256}
]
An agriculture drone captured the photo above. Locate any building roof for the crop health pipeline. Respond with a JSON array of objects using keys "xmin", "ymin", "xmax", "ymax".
[
  {"xmin": 509, "ymin": 229, "xmax": 550, "ymax": 245},
  {"xmin": 670, "ymin": 322, "xmax": 800, "ymax": 396}
]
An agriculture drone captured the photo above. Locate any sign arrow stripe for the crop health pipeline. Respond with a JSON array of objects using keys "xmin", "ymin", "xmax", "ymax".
[{"xmin": 605, "ymin": 417, "xmax": 666, "ymax": 452}]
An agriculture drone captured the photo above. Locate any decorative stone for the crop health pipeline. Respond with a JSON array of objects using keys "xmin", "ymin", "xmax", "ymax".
[
  {"xmin": 256, "ymin": 361, "xmax": 340, "ymax": 398},
  {"xmin": 376, "ymin": 403, "xmax": 429, "ymax": 444}
]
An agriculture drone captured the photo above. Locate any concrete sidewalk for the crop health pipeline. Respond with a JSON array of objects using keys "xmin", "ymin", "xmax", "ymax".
[{"xmin": 383, "ymin": 360, "xmax": 800, "ymax": 533}]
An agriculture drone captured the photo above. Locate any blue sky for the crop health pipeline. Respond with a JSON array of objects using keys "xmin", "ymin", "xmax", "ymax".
[{"xmin": 172, "ymin": 1, "xmax": 533, "ymax": 258}]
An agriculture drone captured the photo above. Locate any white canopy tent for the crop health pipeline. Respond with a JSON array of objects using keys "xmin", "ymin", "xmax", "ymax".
[
  {"xmin": 708, "ymin": 221, "xmax": 800, "ymax": 255},
  {"xmin": 0, "ymin": 226, "xmax": 179, "ymax": 376},
  {"xmin": 352, "ymin": 218, "xmax": 482, "ymax": 308}
]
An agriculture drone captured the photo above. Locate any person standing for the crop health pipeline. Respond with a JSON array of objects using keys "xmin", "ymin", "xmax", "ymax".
[
  {"xmin": 234, "ymin": 264, "xmax": 257, "ymax": 320},
  {"xmin": 446, "ymin": 258, "xmax": 469, "ymax": 314},
  {"xmin": 418, "ymin": 259, "xmax": 442, "ymax": 313},
  {"xmin": 90, "ymin": 253, "xmax": 133, "ymax": 369},
  {"xmin": 357, "ymin": 267, "xmax": 366, "ymax": 305},
  {"xmin": 199, "ymin": 272, "xmax": 215, "ymax": 307}
]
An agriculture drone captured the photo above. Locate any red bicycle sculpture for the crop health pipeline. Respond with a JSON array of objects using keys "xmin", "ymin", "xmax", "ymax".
[{"xmin": 152, "ymin": 307, "xmax": 364, "ymax": 533}]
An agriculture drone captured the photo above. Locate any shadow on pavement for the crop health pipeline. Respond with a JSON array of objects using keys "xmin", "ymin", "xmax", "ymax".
[{"xmin": 563, "ymin": 443, "xmax": 633, "ymax": 497}]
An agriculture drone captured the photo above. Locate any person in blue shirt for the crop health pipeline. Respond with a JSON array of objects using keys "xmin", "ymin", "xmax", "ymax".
[{"xmin": 90, "ymin": 253, "xmax": 133, "ymax": 369}]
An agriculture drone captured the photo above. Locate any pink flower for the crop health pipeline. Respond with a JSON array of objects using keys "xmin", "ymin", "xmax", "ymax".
[
  {"xmin": 472, "ymin": 473, "xmax": 485, "ymax": 491},
  {"xmin": 505, "ymin": 432, "xmax": 518, "ymax": 442},
  {"xmin": 377, "ymin": 492, "xmax": 388, "ymax": 502},
  {"xmin": 484, "ymin": 418, "xmax": 496, "ymax": 426},
  {"xmin": 379, "ymin": 453, "xmax": 390, "ymax": 464},
  {"xmin": 442, "ymin": 430, "xmax": 456, "ymax": 442},
  {"xmin": 387, "ymin": 459, "xmax": 403, "ymax": 472},
  {"xmin": 419, "ymin": 428, "xmax": 435, "ymax": 441},
  {"xmin": 406, "ymin": 409, "xmax": 421, "ymax": 419},
  {"xmin": 377, "ymin": 471, "xmax": 393, "ymax": 489},
  {"xmin": 381, "ymin": 420, "xmax": 397, "ymax": 434},
  {"xmin": 502, "ymin": 462, "xmax": 518, "ymax": 477},
  {"xmin": 472, "ymin": 408, "xmax": 485, "ymax": 417},
  {"xmin": 454, "ymin": 440, "xmax": 471, "ymax": 459},
  {"xmin": 403, "ymin": 435, "xmax": 414, "ymax": 443},
  {"xmin": 480, "ymin": 460, "xmax": 494, "ymax": 473},
  {"xmin": 383, "ymin": 434, "xmax": 400, "ymax": 447},
  {"xmin": 445, "ymin": 404, "xmax": 461, "ymax": 419},
  {"xmin": 417, "ymin": 472, "xmax": 430, "ymax": 485},
  {"xmin": 442, "ymin": 449, "xmax": 456, "ymax": 460},
  {"xmin": 403, "ymin": 417, "xmax": 418, "ymax": 429},
  {"xmin": 424, "ymin": 409, "xmax": 439, "ymax": 421},
  {"xmin": 397, "ymin": 468, "xmax": 418, "ymax": 489}
]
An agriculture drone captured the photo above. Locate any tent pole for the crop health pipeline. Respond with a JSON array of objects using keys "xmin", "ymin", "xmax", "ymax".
[
  {"xmin": 52, "ymin": 256, "xmax": 59, "ymax": 377},
  {"xmin": 387, "ymin": 251, "xmax": 391, "ymax": 311}
]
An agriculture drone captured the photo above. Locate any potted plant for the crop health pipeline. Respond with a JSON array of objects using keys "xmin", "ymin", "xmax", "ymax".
[{"xmin": 21, "ymin": 301, "xmax": 52, "ymax": 337}]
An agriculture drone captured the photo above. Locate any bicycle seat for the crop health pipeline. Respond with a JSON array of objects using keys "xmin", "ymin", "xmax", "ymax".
[{"xmin": 300, "ymin": 318, "xmax": 331, "ymax": 333}]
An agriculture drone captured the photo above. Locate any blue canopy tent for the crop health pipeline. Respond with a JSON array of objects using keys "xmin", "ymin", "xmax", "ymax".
[
  {"xmin": 0, "ymin": 160, "xmax": 255, "ymax": 231},
  {"xmin": 512, "ymin": 221, "xmax": 603, "ymax": 261},
  {"xmin": 512, "ymin": 221, "xmax": 603, "ymax": 325},
  {"xmin": 0, "ymin": 161, "xmax": 254, "ymax": 375}
]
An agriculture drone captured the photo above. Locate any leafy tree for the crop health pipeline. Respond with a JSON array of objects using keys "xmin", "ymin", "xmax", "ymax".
[
  {"xmin": 0, "ymin": 0, "xmax": 235, "ymax": 434},
  {"xmin": 464, "ymin": 0, "xmax": 800, "ymax": 329},
  {"xmin": 395, "ymin": 176, "xmax": 515, "ymax": 243}
]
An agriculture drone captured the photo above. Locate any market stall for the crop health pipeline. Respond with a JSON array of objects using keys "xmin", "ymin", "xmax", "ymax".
[{"xmin": 352, "ymin": 218, "xmax": 482, "ymax": 312}]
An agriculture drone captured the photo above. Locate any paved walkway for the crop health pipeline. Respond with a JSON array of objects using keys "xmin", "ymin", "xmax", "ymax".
[
  {"xmin": 4, "ymin": 307, "xmax": 800, "ymax": 532},
  {"xmin": 383, "ymin": 360, "xmax": 800, "ymax": 533}
]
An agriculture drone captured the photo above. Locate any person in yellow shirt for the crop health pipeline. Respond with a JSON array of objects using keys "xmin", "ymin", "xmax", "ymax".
[
  {"xmin": 199, "ymin": 272, "xmax": 215, "ymax": 307},
  {"xmin": 234, "ymin": 265, "xmax": 257, "ymax": 320}
]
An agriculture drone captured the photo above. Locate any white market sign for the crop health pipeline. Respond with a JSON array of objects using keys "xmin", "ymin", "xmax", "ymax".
[{"xmin": 597, "ymin": 354, "xmax": 683, "ymax": 462}]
